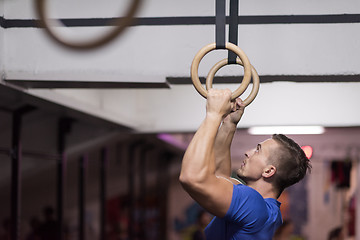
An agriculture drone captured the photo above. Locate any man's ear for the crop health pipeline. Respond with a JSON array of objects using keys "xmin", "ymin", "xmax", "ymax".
[{"xmin": 262, "ymin": 165, "xmax": 276, "ymax": 178}]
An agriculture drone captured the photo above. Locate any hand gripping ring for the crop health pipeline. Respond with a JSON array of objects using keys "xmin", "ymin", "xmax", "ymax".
[
  {"xmin": 34, "ymin": 0, "xmax": 142, "ymax": 50},
  {"xmin": 190, "ymin": 42, "xmax": 252, "ymax": 100},
  {"xmin": 206, "ymin": 58, "xmax": 260, "ymax": 106}
]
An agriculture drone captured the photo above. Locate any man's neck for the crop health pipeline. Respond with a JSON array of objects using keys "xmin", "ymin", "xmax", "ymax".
[{"xmin": 247, "ymin": 181, "xmax": 278, "ymax": 199}]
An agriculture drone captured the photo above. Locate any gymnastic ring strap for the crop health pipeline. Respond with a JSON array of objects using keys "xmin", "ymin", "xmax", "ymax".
[
  {"xmin": 228, "ymin": 0, "xmax": 239, "ymax": 64},
  {"xmin": 34, "ymin": 0, "xmax": 142, "ymax": 50},
  {"xmin": 215, "ymin": 0, "xmax": 226, "ymax": 49}
]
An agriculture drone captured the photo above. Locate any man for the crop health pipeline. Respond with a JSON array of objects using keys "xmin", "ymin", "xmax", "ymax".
[{"xmin": 179, "ymin": 89, "xmax": 311, "ymax": 239}]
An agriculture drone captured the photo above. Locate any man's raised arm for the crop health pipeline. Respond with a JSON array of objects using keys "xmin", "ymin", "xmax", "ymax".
[{"xmin": 179, "ymin": 89, "xmax": 236, "ymax": 217}]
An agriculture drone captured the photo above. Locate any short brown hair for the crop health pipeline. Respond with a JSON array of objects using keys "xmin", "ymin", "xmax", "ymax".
[{"xmin": 271, "ymin": 134, "xmax": 311, "ymax": 196}]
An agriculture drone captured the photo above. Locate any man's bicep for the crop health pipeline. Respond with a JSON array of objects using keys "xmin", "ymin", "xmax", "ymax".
[{"xmin": 186, "ymin": 176, "xmax": 234, "ymax": 218}]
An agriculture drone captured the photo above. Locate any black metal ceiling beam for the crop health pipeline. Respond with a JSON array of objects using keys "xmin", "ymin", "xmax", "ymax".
[
  {"xmin": 1, "ymin": 14, "xmax": 360, "ymax": 29},
  {"xmin": 4, "ymin": 80, "xmax": 170, "ymax": 89},
  {"xmin": 167, "ymin": 75, "xmax": 360, "ymax": 84}
]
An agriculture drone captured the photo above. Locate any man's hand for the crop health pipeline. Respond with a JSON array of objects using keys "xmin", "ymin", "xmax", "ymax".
[
  {"xmin": 223, "ymin": 98, "xmax": 245, "ymax": 126},
  {"xmin": 206, "ymin": 89, "xmax": 233, "ymax": 120}
]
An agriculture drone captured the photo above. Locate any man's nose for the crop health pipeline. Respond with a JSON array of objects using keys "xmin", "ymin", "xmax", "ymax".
[{"xmin": 245, "ymin": 149, "xmax": 254, "ymax": 158}]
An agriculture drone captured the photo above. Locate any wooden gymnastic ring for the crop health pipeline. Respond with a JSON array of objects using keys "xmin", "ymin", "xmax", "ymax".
[
  {"xmin": 34, "ymin": 0, "xmax": 142, "ymax": 50},
  {"xmin": 206, "ymin": 57, "xmax": 260, "ymax": 106},
  {"xmin": 190, "ymin": 42, "xmax": 252, "ymax": 100}
]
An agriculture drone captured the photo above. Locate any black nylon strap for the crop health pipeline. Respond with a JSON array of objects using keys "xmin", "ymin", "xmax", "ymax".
[
  {"xmin": 216, "ymin": 0, "xmax": 226, "ymax": 49},
  {"xmin": 228, "ymin": 0, "xmax": 239, "ymax": 63}
]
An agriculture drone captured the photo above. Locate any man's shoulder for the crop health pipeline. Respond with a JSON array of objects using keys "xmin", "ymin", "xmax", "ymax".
[
  {"xmin": 264, "ymin": 198, "xmax": 282, "ymax": 210},
  {"xmin": 225, "ymin": 184, "xmax": 274, "ymax": 231},
  {"xmin": 233, "ymin": 183, "xmax": 261, "ymax": 196},
  {"xmin": 231, "ymin": 184, "xmax": 267, "ymax": 211}
]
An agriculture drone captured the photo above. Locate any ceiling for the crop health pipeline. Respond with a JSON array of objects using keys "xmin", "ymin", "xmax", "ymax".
[
  {"xmin": 1, "ymin": 0, "xmax": 360, "ymax": 185},
  {"xmin": 1, "ymin": 82, "xmax": 359, "ymax": 186}
]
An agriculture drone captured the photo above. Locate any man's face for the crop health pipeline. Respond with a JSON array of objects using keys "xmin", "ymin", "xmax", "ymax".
[{"xmin": 236, "ymin": 138, "xmax": 279, "ymax": 183}]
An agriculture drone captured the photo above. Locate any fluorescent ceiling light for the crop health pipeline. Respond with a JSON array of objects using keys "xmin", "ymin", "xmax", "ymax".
[{"xmin": 248, "ymin": 126, "xmax": 325, "ymax": 135}]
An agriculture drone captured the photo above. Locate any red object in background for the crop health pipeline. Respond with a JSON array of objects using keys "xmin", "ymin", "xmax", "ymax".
[{"xmin": 301, "ymin": 146, "xmax": 313, "ymax": 159}]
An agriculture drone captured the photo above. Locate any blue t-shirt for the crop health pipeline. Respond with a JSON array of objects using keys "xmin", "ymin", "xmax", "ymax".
[{"xmin": 204, "ymin": 184, "xmax": 282, "ymax": 240}]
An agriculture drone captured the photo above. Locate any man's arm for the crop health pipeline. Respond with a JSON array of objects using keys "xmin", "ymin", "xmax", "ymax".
[
  {"xmin": 179, "ymin": 89, "xmax": 235, "ymax": 217},
  {"xmin": 214, "ymin": 98, "xmax": 245, "ymax": 179}
]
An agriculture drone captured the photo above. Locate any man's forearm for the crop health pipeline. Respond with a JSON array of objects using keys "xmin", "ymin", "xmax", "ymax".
[{"xmin": 214, "ymin": 121, "xmax": 237, "ymax": 177}]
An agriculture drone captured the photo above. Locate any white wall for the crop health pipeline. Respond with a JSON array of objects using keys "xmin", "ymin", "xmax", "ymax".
[
  {"xmin": 26, "ymin": 81, "xmax": 360, "ymax": 132},
  {"xmin": 0, "ymin": 0, "xmax": 4, "ymax": 76},
  {"xmin": 3, "ymin": 0, "xmax": 359, "ymax": 76},
  {"xmin": 4, "ymin": 0, "xmax": 360, "ymax": 19}
]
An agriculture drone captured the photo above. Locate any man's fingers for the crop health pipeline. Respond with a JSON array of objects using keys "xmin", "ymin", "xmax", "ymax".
[
  {"xmin": 207, "ymin": 89, "xmax": 234, "ymax": 118},
  {"xmin": 230, "ymin": 102, "xmax": 237, "ymax": 112},
  {"xmin": 236, "ymin": 98, "xmax": 244, "ymax": 106},
  {"xmin": 232, "ymin": 98, "xmax": 245, "ymax": 111}
]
